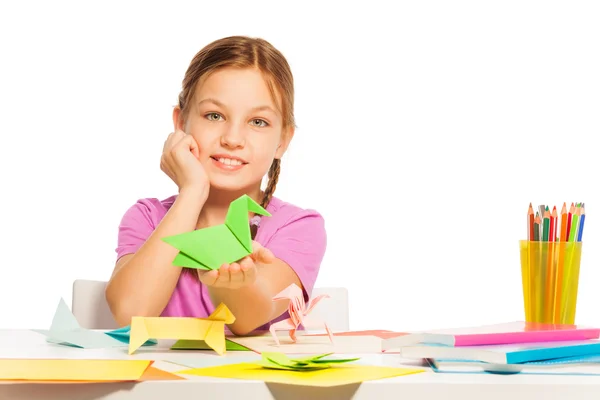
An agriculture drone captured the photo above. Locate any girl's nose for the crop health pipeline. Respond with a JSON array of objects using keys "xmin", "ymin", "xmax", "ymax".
[{"xmin": 220, "ymin": 124, "xmax": 245, "ymax": 148}]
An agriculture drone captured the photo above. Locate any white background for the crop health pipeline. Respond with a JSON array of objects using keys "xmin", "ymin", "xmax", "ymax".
[{"xmin": 0, "ymin": 1, "xmax": 598, "ymax": 331}]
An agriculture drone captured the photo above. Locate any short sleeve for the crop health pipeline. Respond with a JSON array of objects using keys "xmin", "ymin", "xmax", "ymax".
[
  {"xmin": 265, "ymin": 211, "xmax": 327, "ymax": 302},
  {"xmin": 115, "ymin": 199, "xmax": 163, "ymax": 260}
]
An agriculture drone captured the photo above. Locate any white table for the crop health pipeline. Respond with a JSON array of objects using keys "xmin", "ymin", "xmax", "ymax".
[{"xmin": 1, "ymin": 329, "xmax": 600, "ymax": 399}]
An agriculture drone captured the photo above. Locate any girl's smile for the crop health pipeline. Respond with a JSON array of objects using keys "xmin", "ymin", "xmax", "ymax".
[{"xmin": 210, "ymin": 153, "xmax": 249, "ymax": 171}]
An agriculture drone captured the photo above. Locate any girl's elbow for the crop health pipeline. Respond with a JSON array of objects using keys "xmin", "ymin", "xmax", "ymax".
[
  {"xmin": 228, "ymin": 310, "xmax": 274, "ymax": 336},
  {"xmin": 105, "ymin": 288, "xmax": 144, "ymax": 327},
  {"xmin": 106, "ymin": 298, "xmax": 133, "ymax": 327},
  {"xmin": 228, "ymin": 323, "xmax": 257, "ymax": 337}
]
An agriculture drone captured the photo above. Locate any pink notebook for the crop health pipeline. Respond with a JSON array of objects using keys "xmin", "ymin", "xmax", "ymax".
[{"xmin": 382, "ymin": 321, "xmax": 600, "ymax": 351}]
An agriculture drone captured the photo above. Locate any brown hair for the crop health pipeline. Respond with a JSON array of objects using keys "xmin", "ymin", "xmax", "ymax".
[{"xmin": 177, "ymin": 36, "xmax": 295, "ymax": 239}]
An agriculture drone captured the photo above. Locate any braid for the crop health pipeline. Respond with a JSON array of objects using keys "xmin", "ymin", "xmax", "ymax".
[{"xmin": 250, "ymin": 158, "xmax": 281, "ymax": 239}]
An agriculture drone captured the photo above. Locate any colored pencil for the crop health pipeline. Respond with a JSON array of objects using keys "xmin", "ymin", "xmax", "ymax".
[
  {"xmin": 528, "ymin": 203, "xmax": 535, "ymax": 241},
  {"xmin": 566, "ymin": 203, "xmax": 574, "ymax": 241},
  {"xmin": 568, "ymin": 204, "xmax": 580, "ymax": 242},
  {"xmin": 533, "ymin": 213, "xmax": 540, "ymax": 241},
  {"xmin": 550, "ymin": 206, "xmax": 557, "ymax": 242},
  {"xmin": 559, "ymin": 203, "xmax": 568, "ymax": 242},
  {"xmin": 542, "ymin": 208, "xmax": 550, "ymax": 241},
  {"xmin": 577, "ymin": 205, "xmax": 586, "ymax": 242}
]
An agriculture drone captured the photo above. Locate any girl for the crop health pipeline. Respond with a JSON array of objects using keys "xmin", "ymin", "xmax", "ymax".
[{"xmin": 105, "ymin": 36, "xmax": 327, "ymax": 335}]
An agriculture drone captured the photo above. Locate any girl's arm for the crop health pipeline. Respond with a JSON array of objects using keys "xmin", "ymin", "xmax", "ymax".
[
  {"xmin": 105, "ymin": 186, "xmax": 206, "ymax": 326},
  {"xmin": 207, "ymin": 256, "xmax": 303, "ymax": 335},
  {"xmin": 202, "ymin": 212, "xmax": 326, "ymax": 335}
]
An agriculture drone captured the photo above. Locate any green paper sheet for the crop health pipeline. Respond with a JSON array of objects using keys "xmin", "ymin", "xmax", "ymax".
[
  {"xmin": 171, "ymin": 339, "xmax": 250, "ymax": 351},
  {"xmin": 162, "ymin": 195, "xmax": 271, "ymax": 270},
  {"xmin": 256, "ymin": 352, "xmax": 360, "ymax": 371}
]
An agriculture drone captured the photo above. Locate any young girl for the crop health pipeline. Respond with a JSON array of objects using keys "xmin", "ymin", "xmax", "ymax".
[{"xmin": 105, "ymin": 36, "xmax": 327, "ymax": 335}]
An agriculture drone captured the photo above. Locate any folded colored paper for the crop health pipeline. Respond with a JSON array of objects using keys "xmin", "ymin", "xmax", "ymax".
[
  {"xmin": 176, "ymin": 362, "xmax": 424, "ymax": 387},
  {"xmin": 171, "ymin": 338, "xmax": 250, "ymax": 351},
  {"xmin": 105, "ymin": 325, "xmax": 157, "ymax": 346},
  {"xmin": 258, "ymin": 352, "xmax": 360, "ymax": 371},
  {"xmin": 269, "ymin": 283, "xmax": 333, "ymax": 345},
  {"xmin": 162, "ymin": 194, "xmax": 271, "ymax": 270},
  {"xmin": 0, "ymin": 359, "xmax": 151, "ymax": 381},
  {"xmin": 32, "ymin": 298, "xmax": 126, "ymax": 349},
  {"xmin": 129, "ymin": 303, "xmax": 235, "ymax": 355}
]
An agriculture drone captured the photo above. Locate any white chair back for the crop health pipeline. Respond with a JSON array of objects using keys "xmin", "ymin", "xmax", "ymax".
[
  {"xmin": 72, "ymin": 279, "xmax": 349, "ymax": 331},
  {"xmin": 72, "ymin": 279, "xmax": 118, "ymax": 329},
  {"xmin": 305, "ymin": 287, "xmax": 350, "ymax": 332}
]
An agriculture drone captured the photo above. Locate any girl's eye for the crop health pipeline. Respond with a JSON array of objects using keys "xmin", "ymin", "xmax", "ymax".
[
  {"xmin": 250, "ymin": 119, "xmax": 268, "ymax": 127},
  {"xmin": 206, "ymin": 112, "xmax": 223, "ymax": 121}
]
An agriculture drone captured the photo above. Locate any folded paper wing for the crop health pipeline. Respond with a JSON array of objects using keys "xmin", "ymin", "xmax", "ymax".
[
  {"xmin": 129, "ymin": 303, "xmax": 235, "ymax": 355},
  {"xmin": 162, "ymin": 195, "xmax": 271, "ymax": 270},
  {"xmin": 164, "ymin": 225, "xmax": 244, "ymax": 270}
]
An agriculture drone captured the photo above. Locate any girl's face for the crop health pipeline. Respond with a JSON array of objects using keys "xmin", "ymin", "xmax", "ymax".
[{"xmin": 177, "ymin": 67, "xmax": 292, "ymax": 193}]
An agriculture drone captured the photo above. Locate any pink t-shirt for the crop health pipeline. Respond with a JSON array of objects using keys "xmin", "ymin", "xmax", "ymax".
[{"xmin": 115, "ymin": 195, "xmax": 326, "ymax": 329}]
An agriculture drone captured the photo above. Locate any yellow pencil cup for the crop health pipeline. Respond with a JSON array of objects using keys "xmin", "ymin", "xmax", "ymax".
[{"xmin": 519, "ymin": 240, "xmax": 583, "ymax": 324}]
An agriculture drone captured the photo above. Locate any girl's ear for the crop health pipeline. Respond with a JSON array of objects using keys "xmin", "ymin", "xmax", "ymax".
[
  {"xmin": 275, "ymin": 126, "xmax": 295, "ymax": 159},
  {"xmin": 172, "ymin": 107, "xmax": 185, "ymax": 131}
]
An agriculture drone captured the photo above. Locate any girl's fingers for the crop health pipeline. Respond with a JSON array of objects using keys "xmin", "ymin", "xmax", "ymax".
[
  {"xmin": 250, "ymin": 241, "xmax": 274, "ymax": 264},
  {"xmin": 163, "ymin": 132, "xmax": 175, "ymax": 152},
  {"xmin": 240, "ymin": 257, "xmax": 257, "ymax": 284},
  {"xmin": 229, "ymin": 263, "xmax": 244, "ymax": 286},
  {"xmin": 164, "ymin": 130, "xmax": 183, "ymax": 151},
  {"xmin": 239, "ymin": 257, "xmax": 253, "ymax": 272},
  {"xmin": 197, "ymin": 269, "xmax": 219, "ymax": 286},
  {"xmin": 253, "ymin": 247, "xmax": 274, "ymax": 264},
  {"xmin": 214, "ymin": 264, "xmax": 231, "ymax": 287},
  {"xmin": 200, "ymin": 261, "xmax": 258, "ymax": 288},
  {"xmin": 184, "ymin": 134, "xmax": 201, "ymax": 159}
]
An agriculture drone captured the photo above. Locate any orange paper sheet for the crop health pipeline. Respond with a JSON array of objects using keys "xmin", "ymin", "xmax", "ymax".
[{"xmin": 177, "ymin": 362, "xmax": 424, "ymax": 387}]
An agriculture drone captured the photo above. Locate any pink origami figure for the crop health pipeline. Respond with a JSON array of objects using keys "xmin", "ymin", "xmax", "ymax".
[{"xmin": 269, "ymin": 283, "xmax": 333, "ymax": 345}]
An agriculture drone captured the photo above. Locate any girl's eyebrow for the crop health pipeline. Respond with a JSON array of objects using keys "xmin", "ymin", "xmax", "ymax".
[
  {"xmin": 197, "ymin": 98, "xmax": 277, "ymax": 115},
  {"xmin": 197, "ymin": 98, "xmax": 226, "ymax": 109}
]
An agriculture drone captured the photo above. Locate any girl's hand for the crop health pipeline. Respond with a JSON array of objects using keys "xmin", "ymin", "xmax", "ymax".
[
  {"xmin": 160, "ymin": 129, "xmax": 209, "ymax": 196},
  {"xmin": 198, "ymin": 241, "xmax": 275, "ymax": 289}
]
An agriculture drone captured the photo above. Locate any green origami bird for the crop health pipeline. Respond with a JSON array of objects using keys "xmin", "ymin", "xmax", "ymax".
[{"xmin": 162, "ymin": 194, "xmax": 271, "ymax": 270}]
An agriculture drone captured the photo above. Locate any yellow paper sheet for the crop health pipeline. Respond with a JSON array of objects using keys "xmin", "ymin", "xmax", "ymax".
[
  {"xmin": 228, "ymin": 334, "xmax": 383, "ymax": 354},
  {"xmin": 0, "ymin": 366, "xmax": 185, "ymax": 384},
  {"xmin": 0, "ymin": 359, "xmax": 151, "ymax": 381},
  {"xmin": 177, "ymin": 362, "xmax": 424, "ymax": 387},
  {"xmin": 130, "ymin": 303, "xmax": 234, "ymax": 355}
]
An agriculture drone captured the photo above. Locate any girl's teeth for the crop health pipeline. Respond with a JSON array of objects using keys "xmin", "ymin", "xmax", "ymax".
[{"xmin": 218, "ymin": 158, "xmax": 242, "ymax": 166}]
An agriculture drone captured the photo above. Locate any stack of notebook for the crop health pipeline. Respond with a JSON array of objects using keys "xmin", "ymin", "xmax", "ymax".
[{"xmin": 382, "ymin": 321, "xmax": 600, "ymax": 375}]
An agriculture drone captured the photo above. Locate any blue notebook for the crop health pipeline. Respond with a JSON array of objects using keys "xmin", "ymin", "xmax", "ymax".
[
  {"xmin": 429, "ymin": 354, "xmax": 600, "ymax": 375},
  {"xmin": 401, "ymin": 339, "xmax": 600, "ymax": 364}
]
